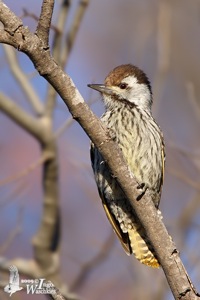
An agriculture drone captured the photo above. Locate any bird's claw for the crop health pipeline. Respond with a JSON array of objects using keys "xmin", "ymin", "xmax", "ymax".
[{"xmin": 136, "ymin": 183, "xmax": 147, "ymax": 200}]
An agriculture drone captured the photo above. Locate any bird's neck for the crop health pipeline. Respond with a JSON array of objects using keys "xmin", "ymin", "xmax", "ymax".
[
  {"xmin": 103, "ymin": 94, "xmax": 152, "ymax": 113},
  {"xmin": 104, "ymin": 98, "xmax": 152, "ymax": 118}
]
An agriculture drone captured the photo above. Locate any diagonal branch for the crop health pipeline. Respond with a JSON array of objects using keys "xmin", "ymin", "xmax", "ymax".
[
  {"xmin": 61, "ymin": 0, "xmax": 90, "ymax": 66},
  {"xmin": 3, "ymin": 44, "xmax": 44, "ymax": 115},
  {"xmin": 0, "ymin": 93, "xmax": 45, "ymax": 141},
  {"xmin": 36, "ymin": 0, "xmax": 55, "ymax": 48}
]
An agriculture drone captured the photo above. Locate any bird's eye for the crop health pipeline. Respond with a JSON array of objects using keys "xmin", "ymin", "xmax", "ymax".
[{"xmin": 119, "ymin": 83, "xmax": 127, "ymax": 89}]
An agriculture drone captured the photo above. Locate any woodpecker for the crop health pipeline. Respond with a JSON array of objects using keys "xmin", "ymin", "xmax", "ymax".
[{"xmin": 88, "ymin": 64, "xmax": 165, "ymax": 268}]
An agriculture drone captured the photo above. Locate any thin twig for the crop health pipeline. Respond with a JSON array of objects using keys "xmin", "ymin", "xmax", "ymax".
[
  {"xmin": 0, "ymin": 206, "xmax": 24, "ymax": 255},
  {"xmin": 186, "ymin": 81, "xmax": 200, "ymax": 121},
  {"xmin": 167, "ymin": 167, "xmax": 200, "ymax": 191},
  {"xmin": 177, "ymin": 193, "xmax": 200, "ymax": 250},
  {"xmin": 0, "ymin": 181, "xmax": 27, "ymax": 207},
  {"xmin": 168, "ymin": 140, "xmax": 200, "ymax": 158},
  {"xmin": 22, "ymin": 8, "xmax": 59, "ymax": 33},
  {"xmin": 61, "ymin": 0, "xmax": 90, "ymax": 65},
  {"xmin": 54, "ymin": 97, "xmax": 98, "ymax": 138},
  {"xmin": 0, "ymin": 152, "xmax": 53, "ymax": 187},
  {"xmin": 54, "ymin": 117, "xmax": 73, "ymax": 138},
  {"xmin": 70, "ymin": 230, "xmax": 115, "ymax": 290}
]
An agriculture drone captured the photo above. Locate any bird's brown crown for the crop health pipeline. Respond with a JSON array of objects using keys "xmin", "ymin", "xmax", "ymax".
[{"xmin": 105, "ymin": 64, "xmax": 152, "ymax": 93}]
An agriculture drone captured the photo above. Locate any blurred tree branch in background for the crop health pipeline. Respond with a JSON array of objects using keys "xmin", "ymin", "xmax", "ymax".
[{"xmin": 153, "ymin": 0, "xmax": 171, "ymax": 116}]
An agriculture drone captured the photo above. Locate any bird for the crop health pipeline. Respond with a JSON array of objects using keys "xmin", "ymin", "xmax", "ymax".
[
  {"xmin": 88, "ymin": 64, "xmax": 165, "ymax": 268},
  {"xmin": 4, "ymin": 265, "xmax": 23, "ymax": 296}
]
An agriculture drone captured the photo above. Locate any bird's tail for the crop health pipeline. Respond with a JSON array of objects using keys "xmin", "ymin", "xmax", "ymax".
[
  {"xmin": 128, "ymin": 226, "xmax": 159, "ymax": 268},
  {"xmin": 128, "ymin": 210, "xmax": 163, "ymax": 268}
]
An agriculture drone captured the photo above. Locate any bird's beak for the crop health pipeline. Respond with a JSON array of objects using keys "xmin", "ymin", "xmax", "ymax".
[{"xmin": 87, "ymin": 84, "xmax": 115, "ymax": 95}]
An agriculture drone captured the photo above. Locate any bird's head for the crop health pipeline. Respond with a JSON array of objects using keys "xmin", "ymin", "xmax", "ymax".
[{"xmin": 88, "ymin": 64, "xmax": 152, "ymax": 111}]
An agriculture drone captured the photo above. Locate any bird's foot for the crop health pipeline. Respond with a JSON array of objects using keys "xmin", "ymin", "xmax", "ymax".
[{"xmin": 136, "ymin": 183, "xmax": 147, "ymax": 200}]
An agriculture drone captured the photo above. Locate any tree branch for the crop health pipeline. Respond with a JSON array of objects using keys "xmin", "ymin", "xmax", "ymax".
[
  {"xmin": 62, "ymin": 0, "xmax": 90, "ymax": 66},
  {"xmin": 153, "ymin": 0, "xmax": 171, "ymax": 116},
  {"xmin": 0, "ymin": 29, "xmax": 23, "ymax": 48},
  {"xmin": 36, "ymin": 0, "xmax": 54, "ymax": 48},
  {"xmin": 0, "ymin": 2, "xmax": 199, "ymax": 299},
  {"xmin": 3, "ymin": 44, "xmax": 44, "ymax": 115},
  {"xmin": 0, "ymin": 93, "xmax": 45, "ymax": 141},
  {"xmin": 32, "ymin": 140, "xmax": 60, "ymax": 264},
  {"xmin": 52, "ymin": 0, "xmax": 70, "ymax": 63},
  {"xmin": 22, "ymin": 8, "xmax": 59, "ymax": 33},
  {"xmin": 0, "ymin": 2, "xmax": 22, "ymax": 34}
]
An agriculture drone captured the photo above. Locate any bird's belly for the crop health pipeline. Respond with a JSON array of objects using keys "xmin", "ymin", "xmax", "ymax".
[{"xmin": 117, "ymin": 132, "xmax": 162, "ymax": 192}]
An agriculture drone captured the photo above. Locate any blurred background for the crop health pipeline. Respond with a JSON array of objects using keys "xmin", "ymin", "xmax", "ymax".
[{"xmin": 0, "ymin": 0, "xmax": 200, "ymax": 299}]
